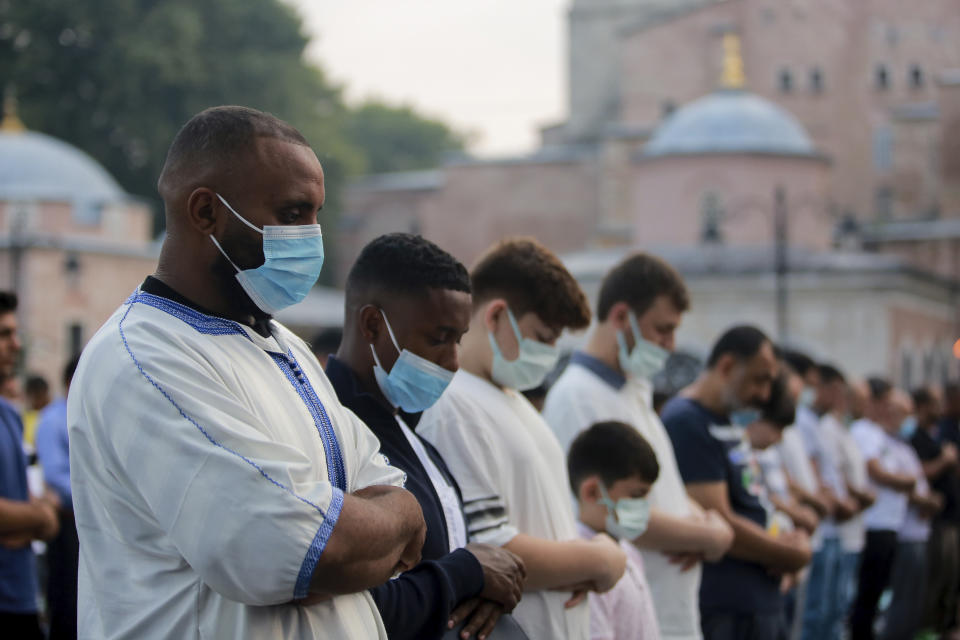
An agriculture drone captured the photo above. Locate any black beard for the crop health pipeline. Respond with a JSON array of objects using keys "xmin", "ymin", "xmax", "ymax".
[{"xmin": 211, "ymin": 228, "xmax": 270, "ymax": 321}]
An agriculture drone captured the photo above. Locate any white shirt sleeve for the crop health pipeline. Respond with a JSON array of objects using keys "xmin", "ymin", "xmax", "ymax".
[
  {"xmin": 419, "ymin": 399, "xmax": 519, "ymax": 547},
  {"xmin": 851, "ymin": 423, "xmax": 885, "ymax": 462},
  {"xmin": 77, "ymin": 330, "xmax": 350, "ymax": 606}
]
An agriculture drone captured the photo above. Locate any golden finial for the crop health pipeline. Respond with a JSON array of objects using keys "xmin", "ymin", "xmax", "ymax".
[
  {"xmin": 720, "ymin": 33, "xmax": 746, "ymax": 90},
  {"xmin": 1, "ymin": 86, "xmax": 26, "ymax": 133}
]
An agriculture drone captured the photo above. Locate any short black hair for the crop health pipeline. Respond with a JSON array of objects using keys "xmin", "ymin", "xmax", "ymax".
[
  {"xmin": 0, "ymin": 291, "xmax": 17, "ymax": 315},
  {"xmin": 471, "ymin": 238, "xmax": 591, "ymax": 333},
  {"xmin": 63, "ymin": 354, "xmax": 81, "ymax": 387},
  {"xmin": 707, "ymin": 325, "xmax": 770, "ymax": 368},
  {"xmin": 568, "ymin": 421, "xmax": 660, "ymax": 494},
  {"xmin": 311, "ymin": 328, "xmax": 342, "ymax": 356},
  {"xmin": 867, "ymin": 376, "xmax": 892, "ymax": 400},
  {"xmin": 24, "ymin": 375, "xmax": 48, "ymax": 395},
  {"xmin": 346, "ymin": 233, "xmax": 470, "ymax": 309},
  {"xmin": 158, "ymin": 106, "xmax": 309, "ymax": 195},
  {"xmin": 912, "ymin": 386, "xmax": 935, "ymax": 409},
  {"xmin": 760, "ymin": 373, "xmax": 796, "ymax": 429},
  {"xmin": 817, "ymin": 364, "xmax": 845, "ymax": 384},
  {"xmin": 597, "ymin": 253, "xmax": 690, "ymax": 321},
  {"xmin": 782, "ymin": 349, "xmax": 816, "ymax": 377}
]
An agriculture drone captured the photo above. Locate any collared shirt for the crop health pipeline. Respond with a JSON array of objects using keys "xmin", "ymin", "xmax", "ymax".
[
  {"xmin": 544, "ymin": 352, "xmax": 703, "ymax": 640},
  {"xmin": 421, "ymin": 369, "xmax": 590, "ymax": 640},
  {"xmin": 851, "ymin": 418, "xmax": 908, "ymax": 532},
  {"xmin": 36, "ymin": 397, "xmax": 71, "ymax": 505},
  {"xmin": 577, "ymin": 522, "xmax": 661, "ymax": 640},
  {"xmin": 820, "ymin": 414, "xmax": 870, "ymax": 552},
  {"xmin": 326, "ymin": 356, "xmax": 484, "ymax": 640},
  {"xmin": 0, "ymin": 396, "xmax": 38, "ymax": 613},
  {"xmin": 69, "ymin": 279, "xmax": 405, "ymax": 639}
]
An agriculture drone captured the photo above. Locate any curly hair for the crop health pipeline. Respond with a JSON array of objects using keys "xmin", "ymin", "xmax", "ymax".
[
  {"xmin": 346, "ymin": 233, "xmax": 470, "ymax": 308},
  {"xmin": 597, "ymin": 252, "xmax": 689, "ymax": 321},
  {"xmin": 470, "ymin": 238, "xmax": 590, "ymax": 332}
]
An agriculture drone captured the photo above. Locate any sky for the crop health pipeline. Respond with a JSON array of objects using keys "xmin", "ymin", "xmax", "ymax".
[{"xmin": 286, "ymin": 0, "xmax": 569, "ymax": 156}]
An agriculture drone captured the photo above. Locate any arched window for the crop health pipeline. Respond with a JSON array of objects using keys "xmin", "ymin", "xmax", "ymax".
[
  {"xmin": 810, "ymin": 68, "xmax": 824, "ymax": 93},
  {"xmin": 779, "ymin": 69, "xmax": 793, "ymax": 93},
  {"xmin": 876, "ymin": 64, "xmax": 890, "ymax": 90},
  {"xmin": 910, "ymin": 65, "xmax": 924, "ymax": 89}
]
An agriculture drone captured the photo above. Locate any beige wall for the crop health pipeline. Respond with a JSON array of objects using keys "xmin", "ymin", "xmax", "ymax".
[{"xmin": 630, "ymin": 154, "xmax": 833, "ymax": 249}]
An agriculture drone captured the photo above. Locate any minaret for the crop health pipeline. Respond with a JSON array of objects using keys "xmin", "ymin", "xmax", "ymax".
[{"xmin": 0, "ymin": 86, "xmax": 26, "ymax": 133}]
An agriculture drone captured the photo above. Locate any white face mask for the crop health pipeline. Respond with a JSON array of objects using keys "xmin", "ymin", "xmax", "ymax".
[
  {"xmin": 616, "ymin": 310, "xmax": 669, "ymax": 380},
  {"xmin": 599, "ymin": 483, "xmax": 651, "ymax": 541},
  {"xmin": 488, "ymin": 308, "xmax": 559, "ymax": 391}
]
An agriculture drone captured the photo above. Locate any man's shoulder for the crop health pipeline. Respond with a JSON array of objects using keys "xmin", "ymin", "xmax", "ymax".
[{"xmin": 660, "ymin": 396, "xmax": 706, "ymax": 428}]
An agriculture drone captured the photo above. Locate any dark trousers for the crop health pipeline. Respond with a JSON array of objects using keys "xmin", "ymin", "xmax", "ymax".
[
  {"xmin": 880, "ymin": 540, "xmax": 927, "ymax": 640},
  {"xmin": 850, "ymin": 529, "xmax": 898, "ymax": 640},
  {"xmin": 924, "ymin": 522, "xmax": 960, "ymax": 632},
  {"xmin": 702, "ymin": 612, "xmax": 786, "ymax": 640},
  {"xmin": 46, "ymin": 508, "xmax": 79, "ymax": 640},
  {"xmin": 0, "ymin": 611, "xmax": 44, "ymax": 640}
]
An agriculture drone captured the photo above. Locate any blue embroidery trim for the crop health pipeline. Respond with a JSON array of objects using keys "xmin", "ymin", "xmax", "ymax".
[
  {"xmin": 117, "ymin": 296, "xmax": 343, "ymax": 528},
  {"xmin": 127, "ymin": 291, "xmax": 247, "ymax": 337},
  {"xmin": 271, "ymin": 351, "xmax": 347, "ymax": 491},
  {"xmin": 294, "ymin": 487, "xmax": 344, "ymax": 599}
]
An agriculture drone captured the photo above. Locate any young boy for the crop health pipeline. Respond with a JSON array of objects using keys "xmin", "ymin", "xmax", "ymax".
[
  {"xmin": 419, "ymin": 238, "xmax": 627, "ymax": 640},
  {"xmin": 568, "ymin": 421, "xmax": 662, "ymax": 640}
]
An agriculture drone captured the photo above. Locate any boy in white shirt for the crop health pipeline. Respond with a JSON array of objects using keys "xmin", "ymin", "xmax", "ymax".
[
  {"xmin": 544, "ymin": 252, "xmax": 733, "ymax": 640},
  {"xmin": 568, "ymin": 421, "xmax": 663, "ymax": 640},
  {"xmin": 420, "ymin": 238, "xmax": 627, "ymax": 640}
]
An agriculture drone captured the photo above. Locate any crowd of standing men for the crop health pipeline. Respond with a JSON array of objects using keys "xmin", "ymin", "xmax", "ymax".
[{"xmin": 0, "ymin": 105, "xmax": 957, "ymax": 640}]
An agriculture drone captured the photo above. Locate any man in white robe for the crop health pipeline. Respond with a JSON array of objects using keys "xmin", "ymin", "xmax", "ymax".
[{"xmin": 68, "ymin": 106, "xmax": 426, "ymax": 639}]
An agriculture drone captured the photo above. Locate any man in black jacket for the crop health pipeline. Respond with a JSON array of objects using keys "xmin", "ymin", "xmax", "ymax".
[{"xmin": 327, "ymin": 233, "xmax": 526, "ymax": 640}]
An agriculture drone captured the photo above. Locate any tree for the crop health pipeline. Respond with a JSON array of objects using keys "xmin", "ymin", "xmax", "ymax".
[
  {"xmin": 345, "ymin": 100, "xmax": 466, "ymax": 175},
  {"xmin": 0, "ymin": 0, "xmax": 362, "ymax": 235}
]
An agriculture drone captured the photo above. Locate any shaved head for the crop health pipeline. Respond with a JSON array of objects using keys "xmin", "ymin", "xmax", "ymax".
[{"xmin": 158, "ymin": 106, "xmax": 310, "ymax": 219}]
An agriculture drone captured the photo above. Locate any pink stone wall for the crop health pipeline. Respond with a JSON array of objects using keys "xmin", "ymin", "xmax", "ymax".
[
  {"xmin": 619, "ymin": 0, "xmax": 960, "ymax": 221},
  {"xmin": 630, "ymin": 154, "xmax": 833, "ymax": 249}
]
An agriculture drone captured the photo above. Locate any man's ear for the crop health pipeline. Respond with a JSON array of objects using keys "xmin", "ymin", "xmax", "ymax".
[
  {"xmin": 482, "ymin": 299, "xmax": 508, "ymax": 333},
  {"xmin": 578, "ymin": 475, "xmax": 603, "ymax": 504},
  {"xmin": 716, "ymin": 353, "xmax": 737, "ymax": 378},
  {"xmin": 186, "ymin": 188, "xmax": 219, "ymax": 235},
  {"xmin": 358, "ymin": 305, "xmax": 383, "ymax": 343},
  {"xmin": 607, "ymin": 301, "xmax": 632, "ymax": 332}
]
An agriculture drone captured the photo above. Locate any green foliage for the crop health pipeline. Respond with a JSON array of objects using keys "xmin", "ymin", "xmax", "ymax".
[
  {"xmin": 346, "ymin": 100, "xmax": 465, "ymax": 175},
  {"xmin": 0, "ymin": 0, "xmax": 465, "ymax": 247}
]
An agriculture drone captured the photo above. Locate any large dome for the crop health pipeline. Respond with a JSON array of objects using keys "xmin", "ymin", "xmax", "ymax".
[
  {"xmin": 644, "ymin": 90, "xmax": 817, "ymax": 158},
  {"xmin": 0, "ymin": 129, "xmax": 125, "ymax": 203}
]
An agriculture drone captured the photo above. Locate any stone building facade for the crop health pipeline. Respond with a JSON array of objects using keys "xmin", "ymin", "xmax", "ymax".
[
  {"xmin": 0, "ymin": 103, "xmax": 158, "ymax": 394},
  {"xmin": 339, "ymin": 1, "xmax": 960, "ymax": 385}
]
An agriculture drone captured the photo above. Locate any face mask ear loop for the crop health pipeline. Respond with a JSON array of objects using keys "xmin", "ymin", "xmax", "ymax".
[
  {"xmin": 215, "ymin": 193, "xmax": 264, "ymax": 235},
  {"xmin": 378, "ymin": 309, "xmax": 403, "ymax": 355},
  {"xmin": 209, "ymin": 235, "xmax": 243, "ymax": 274},
  {"xmin": 505, "ymin": 307, "xmax": 526, "ymax": 345},
  {"xmin": 628, "ymin": 310, "xmax": 643, "ymax": 348}
]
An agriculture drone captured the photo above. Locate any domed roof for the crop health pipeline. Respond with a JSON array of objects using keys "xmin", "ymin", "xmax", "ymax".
[
  {"xmin": 0, "ymin": 127, "xmax": 125, "ymax": 203},
  {"xmin": 643, "ymin": 90, "xmax": 817, "ymax": 158}
]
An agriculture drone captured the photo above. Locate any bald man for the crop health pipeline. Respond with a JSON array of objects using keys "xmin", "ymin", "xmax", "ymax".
[{"xmin": 68, "ymin": 106, "xmax": 426, "ymax": 639}]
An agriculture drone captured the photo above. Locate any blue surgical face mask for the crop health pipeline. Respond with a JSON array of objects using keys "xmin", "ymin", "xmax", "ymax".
[
  {"xmin": 899, "ymin": 415, "xmax": 918, "ymax": 440},
  {"xmin": 371, "ymin": 310, "xmax": 454, "ymax": 413},
  {"xmin": 488, "ymin": 308, "xmax": 560, "ymax": 391},
  {"xmin": 730, "ymin": 408, "xmax": 762, "ymax": 428},
  {"xmin": 599, "ymin": 483, "xmax": 651, "ymax": 540},
  {"xmin": 210, "ymin": 194, "xmax": 324, "ymax": 315},
  {"xmin": 616, "ymin": 310, "xmax": 669, "ymax": 380}
]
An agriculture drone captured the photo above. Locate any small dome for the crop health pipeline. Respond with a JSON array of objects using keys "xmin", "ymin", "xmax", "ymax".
[
  {"xmin": 0, "ymin": 129, "xmax": 125, "ymax": 203},
  {"xmin": 644, "ymin": 90, "xmax": 817, "ymax": 158}
]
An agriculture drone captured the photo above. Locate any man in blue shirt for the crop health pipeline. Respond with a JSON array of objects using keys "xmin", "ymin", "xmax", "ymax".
[
  {"xmin": 328, "ymin": 233, "xmax": 527, "ymax": 640},
  {"xmin": 661, "ymin": 325, "xmax": 812, "ymax": 640},
  {"xmin": 0, "ymin": 291, "xmax": 59, "ymax": 638},
  {"xmin": 36, "ymin": 354, "xmax": 81, "ymax": 639}
]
